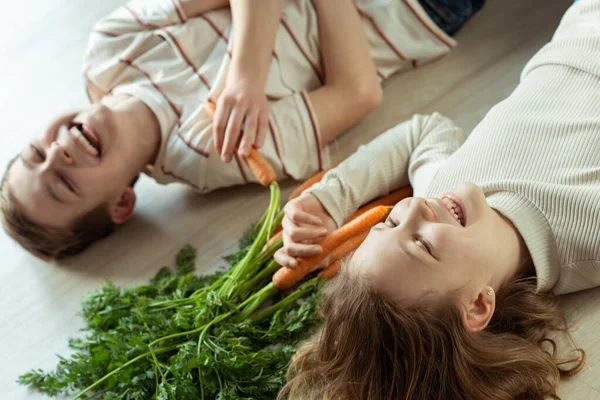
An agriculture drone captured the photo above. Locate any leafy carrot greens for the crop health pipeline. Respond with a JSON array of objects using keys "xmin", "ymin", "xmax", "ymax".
[{"xmin": 19, "ymin": 182, "xmax": 323, "ymax": 399}]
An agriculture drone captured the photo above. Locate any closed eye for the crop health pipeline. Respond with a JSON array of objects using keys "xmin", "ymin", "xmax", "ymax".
[
  {"xmin": 415, "ymin": 236, "xmax": 437, "ymax": 259},
  {"xmin": 59, "ymin": 175, "xmax": 76, "ymax": 193},
  {"xmin": 31, "ymin": 144, "xmax": 45, "ymax": 161},
  {"xmin": 385, "ymin": 217, "xmax": 397, "ymax": 227}
]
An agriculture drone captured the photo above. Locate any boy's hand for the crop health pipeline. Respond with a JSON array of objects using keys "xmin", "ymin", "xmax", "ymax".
[
  {"xmin": 274, "ymin": 193, "xmax": 338, "ymax": 268},
  {"xmin": 213, "ymin": 76, "xmax": 270, "ymax": 163}
]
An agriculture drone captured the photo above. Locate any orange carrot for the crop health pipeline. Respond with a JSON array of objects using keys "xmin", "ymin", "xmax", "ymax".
[
  {"xmin": 272, "ymin": 205, "xmax": 392, "ymax": 290},
  {"xmin": 326, "ymin": 229, "xmax": 369, "ymax": 265},
  {"xmin": 346, "ymin": 186, "xmax": 412, "ymax": 223},
  {"xmin": 203, "ymin": 101, "xmax": 277, "ymax": 186},
  {"xmin": 203, "ymin": 101, "xmax": 217, "ymax": 117},
  {"xmin": 317, "ymin": 230, "xmax": 369, "ymax": 280},
  {"xmin": 262, "ymin": 230, "xmax": 283, "ymax": 251},
  {"xmin": 246, "ymin": 148, "xmax": 277, "ymax": 186},
  {"xmin": 319, "ymin": 258, "xmax": 343, "ymax": 280},
  {"xmin": 288, "ymin": 163, "xmax": 340, "ymax": 201}
]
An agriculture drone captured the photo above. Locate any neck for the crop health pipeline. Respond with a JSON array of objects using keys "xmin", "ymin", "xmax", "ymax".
[
  {"xmin": 101, "ymin": 94, "xmax": 161, "ymax": 171},
  {"xmin": 488, "ymin": 209, "xmax": 532, "ymax": 291}
]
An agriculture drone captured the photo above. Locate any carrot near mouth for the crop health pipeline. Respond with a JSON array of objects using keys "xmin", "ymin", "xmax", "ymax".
[
  {"xmin": 203, "ymin": 102, "xmax": 277, "ymax": 186},
  {"xmin": 272, "ymin": 205, "xmax": 392, "ymax": 290},
  {"xmin": 346, "ymin": 186, "xmax": 412, "ymax": 223}
]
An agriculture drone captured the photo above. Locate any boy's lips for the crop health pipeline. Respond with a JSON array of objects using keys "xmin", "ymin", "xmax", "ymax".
[{"xmin": 71, "ymin": 121, "xmax": 102, "ymax": 158}]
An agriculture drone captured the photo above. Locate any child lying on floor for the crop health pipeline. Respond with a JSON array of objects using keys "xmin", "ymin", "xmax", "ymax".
[
  {"xmin": 0, "ymin": 0, "xmax": 483, "ymax": 260},
  {"xmin": 275, "ymin": 1, "xmax": 596, "ymax": 398}
]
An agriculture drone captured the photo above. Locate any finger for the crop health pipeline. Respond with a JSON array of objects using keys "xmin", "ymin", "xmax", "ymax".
[
  {"xmin": 255, "ymin": 109, "xmax": 270, "ymax": 149},
  {"xmin": 221, "ymin": 106, "xmax": 246, "ymax": 162},
  {"xmin": 282, "ymin": 218, "xmax": 328, "ymax": 242},
  {"xmin": 274, "ymin": 248, "xmax": 298, "ymax": 268},
  {"xmin": 239, "ymin": 108, "xmax": 259, "ymax": 157},
  {"xmin": 284, "ymin": 204, "xmax": 324, "ymax": 226},
  {"xmin": 283, "ymin": 240, "xmax": 323, "ymax": 258},
  {"xmin": 213, "ymin": 99, "xmax": 232, "ymax": 154}
]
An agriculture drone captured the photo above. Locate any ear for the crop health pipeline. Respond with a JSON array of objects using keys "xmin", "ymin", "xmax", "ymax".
[
  {"xmin": 461, "ymin": 286, "xmax": 496, "ymax": 333},
  {"xmin": 110, "ymin": 187, "xmax": 136, "ymax": 225}
]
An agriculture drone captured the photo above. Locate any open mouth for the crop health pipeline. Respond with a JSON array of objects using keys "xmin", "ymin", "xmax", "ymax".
[
  {"xmin": 440, "ymin": 194, "xmax": 466, "ymax": 227},
  {"xmin": 69, "ymin": 122, "xmax": 102, "ymax": 157}
]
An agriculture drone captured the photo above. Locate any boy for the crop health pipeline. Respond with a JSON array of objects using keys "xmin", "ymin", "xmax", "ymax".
[{"xmin": 0, "ymin": 0, "xmax": 481, "ymax": 259}]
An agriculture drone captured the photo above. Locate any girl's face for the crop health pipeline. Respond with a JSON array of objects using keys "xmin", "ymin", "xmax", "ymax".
[{"xmin": 352, "ymin": 183, "xmax": 507, "ymax": 305}]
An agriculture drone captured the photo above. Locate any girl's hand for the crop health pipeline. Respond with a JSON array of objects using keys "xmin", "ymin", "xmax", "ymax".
[
  {"xmin": 274, "ymin": 193, "xmax": 338, "ymax": 268},
  {"xmin": 213, "ymin": 77, "xmax": 270, "ymax": 163}
]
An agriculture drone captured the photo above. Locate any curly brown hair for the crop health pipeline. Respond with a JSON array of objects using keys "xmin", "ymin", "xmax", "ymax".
[{"xmin": 280, "ymin": 257, "xmax": 585, "ymax": 400}]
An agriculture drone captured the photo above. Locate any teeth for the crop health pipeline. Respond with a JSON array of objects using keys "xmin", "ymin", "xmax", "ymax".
[
  {"xmin": 441, "ymin": 196, "xmax": 465, "ymax": 226},
  {"xmin": 70, "ymin": 126, "xmax": 99, "ymax": 156}
]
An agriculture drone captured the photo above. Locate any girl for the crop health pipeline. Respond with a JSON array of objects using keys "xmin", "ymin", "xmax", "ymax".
[{"xmin": 275, "ymin": 1, "xmax": 596, "ymax": 398}]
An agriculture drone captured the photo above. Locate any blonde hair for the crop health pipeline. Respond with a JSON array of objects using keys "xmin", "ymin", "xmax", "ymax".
[
  {"xmin": 0, "ymin": 156, "xmax": 115, "ymax": 260},
  {"xmin": 280, "ymin": 258, "xmax": 585, "ymax": 400}
]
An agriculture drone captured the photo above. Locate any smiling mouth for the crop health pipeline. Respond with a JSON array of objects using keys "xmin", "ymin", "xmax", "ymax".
[
  {"xmin": 69, "ymin": 122, "xmax": 102, "ymax": 157},
  {"xmin": 440, "ymin": 194, "xmax": 466, "ymax": 227}
]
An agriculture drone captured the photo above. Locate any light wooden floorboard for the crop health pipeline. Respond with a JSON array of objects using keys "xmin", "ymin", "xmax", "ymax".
[{"xmin": 1, "ymin": 0, "xmax": 599, "ymax": 399}]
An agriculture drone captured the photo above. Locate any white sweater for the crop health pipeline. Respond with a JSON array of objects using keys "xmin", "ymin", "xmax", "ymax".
[{"xmin": 308, "ymin": 0, "xmax": 600, "ymax": 295}]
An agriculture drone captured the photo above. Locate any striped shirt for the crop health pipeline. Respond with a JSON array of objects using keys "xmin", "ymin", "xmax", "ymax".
[
  {"xmin": 83, "ymin": 0, "xmax": 455, "ymax": 192},
  {"xmin": 309, "ymin": 0, "xmax": 600, "ymax": 295}
]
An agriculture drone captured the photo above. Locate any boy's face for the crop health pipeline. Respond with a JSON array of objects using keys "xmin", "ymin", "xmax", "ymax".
[{"xmin": 6, "ymin": 105, "xmax": 136, "ymax": 229}]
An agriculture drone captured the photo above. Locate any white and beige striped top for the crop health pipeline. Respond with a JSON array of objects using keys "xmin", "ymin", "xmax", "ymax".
[
  {"xmin": 83, "ymin": 0, "xmax": 455, "ymax": 193},
  {"xmin": 309, "ymin": 0, "xmax": 600, "ymax": 295}
]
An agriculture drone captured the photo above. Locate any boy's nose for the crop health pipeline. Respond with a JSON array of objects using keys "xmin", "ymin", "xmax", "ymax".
[{"xmin": 49, "ymin": 141, "xmax": 74, "ymax": 165}]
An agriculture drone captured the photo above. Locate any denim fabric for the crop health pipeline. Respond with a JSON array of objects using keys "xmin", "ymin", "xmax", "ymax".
[{"xmin": 417, "ymin": 0, "xmax": 485, "ymax": 36}]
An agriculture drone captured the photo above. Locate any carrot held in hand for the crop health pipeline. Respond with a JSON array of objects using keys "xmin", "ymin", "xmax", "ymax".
[
  {"xmin": 319, "ymin": 258, "xmax": 343, "ymax": 280},
  {"xmin": 263, "ymin": 230, "xmax": 283, "ymax": 251},
  {"xmin": 326, "ymin": 230, "xmax": 369, "ymax": 266},
  {"xmin": 272, "ymin": 205, "xmax": 392, "ymax": 290},
  {"xmin": 246, "ymin": 148, "xmax": 277, "ymax": 186},
  {"xmin": 203, "ymin": 101, "xmax": 217, "ymax": 118},
  {"xmin": 288, "ymin": 163, "xmax": 340, "ymax": 201},
  {"xmin": 318, "ymin": 230, "xmax": 369, "ymax": 280},
  {"xmin": 203, "ymin": 101, "xmax": 276, "ymax": 186},
  {"xmin": 346, "ymin": 186, "xmax": 412, "ymax": 223}
]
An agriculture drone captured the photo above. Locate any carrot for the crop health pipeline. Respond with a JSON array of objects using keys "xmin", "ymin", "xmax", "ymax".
[
  {"xmin": 203, "ymin": 101, "xmax": 277, "ymax": 186},
  {"xmin": 272, "ymin": 205, "xmax": 392, "ymax": 290},
  {"xmin": 317, "ymin": 230, "xmax": 369, "ymax": 280},
  {"xmin": 319, "ymin": 258, "xmax": 343, "ymax": 280},
  {"xmin": 288, "ymin": 163, "xmax": 340, "ymax": 201},
  {"xmin": 262, "ymin": 230, "xmax": 283, "ymax": 252},
  {"xmin": 346, "ymin": 186, "xmax": 412, "ymax": 223},
  {"xmin": 203, "ymin": 101, "xmax": 217, "ymax": 117},
  {"xmin": 326, "ymin": 230, "xmax": 369, "ymax": 266},
  {"xmin": 246, "ymin": 148, "xmax": 277, "ymax": 186}
]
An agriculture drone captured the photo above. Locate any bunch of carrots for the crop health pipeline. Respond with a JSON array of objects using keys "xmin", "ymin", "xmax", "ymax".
[
  {"xmin": 203, "ymin": 101, "xmax": 412, "ymax": 287},
  {"xmin": 21, "ymin": 103, "xmax": 413, "ymax": 399}
]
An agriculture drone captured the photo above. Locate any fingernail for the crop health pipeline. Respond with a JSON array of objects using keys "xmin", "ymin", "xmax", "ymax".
[{"xmin": 289, "ymin": 259, "xmax": 297, "ymax": 267}]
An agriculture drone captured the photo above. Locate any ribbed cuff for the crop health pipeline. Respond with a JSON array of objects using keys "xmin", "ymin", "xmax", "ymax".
[
  {"xmin": 486, "ymin": 191, "xmax": 561, "ymax": 293},
  {"xmin": 308, "ymin": 182, "xmax": 345, "ymax": 229}
]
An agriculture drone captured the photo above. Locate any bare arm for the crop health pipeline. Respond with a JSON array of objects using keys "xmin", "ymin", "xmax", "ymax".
[
  {"xmin": 178, "ymin": 0, "xmax": 230, "ymax": 19},
  {"xmin": 213, "ymin": 0, "xmax": 283, "ymax": 162}
]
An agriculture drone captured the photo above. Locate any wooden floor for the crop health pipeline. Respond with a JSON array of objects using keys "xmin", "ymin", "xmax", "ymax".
[{"xmin": 1, "ymin": 0, "xmax": 599, "ymax": 398}]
